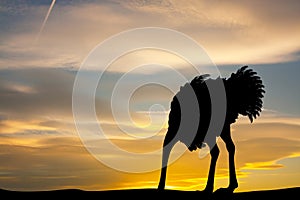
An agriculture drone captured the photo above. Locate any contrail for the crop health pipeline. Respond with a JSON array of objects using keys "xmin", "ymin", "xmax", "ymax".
[{"xmin": 35, "ymin": 0, "xmax": 56, "ymax": 43}]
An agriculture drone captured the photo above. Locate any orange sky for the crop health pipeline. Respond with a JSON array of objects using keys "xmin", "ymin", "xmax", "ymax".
[{"xmin": 0, "ymin": 114, "xmax": 299, "ymax": 191}]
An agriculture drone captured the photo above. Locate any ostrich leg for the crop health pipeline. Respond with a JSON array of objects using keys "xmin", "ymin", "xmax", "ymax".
[
  {"xmin": 158, "ymin": 133, "xmax": 176, "ymax": 190},
  {"xmin": 221, "ymin": 124, "xmax": 238, "ymax": 191},
  {"xmin": 203, "ymin": 143, "xmax": 220, "ymax": 193}
]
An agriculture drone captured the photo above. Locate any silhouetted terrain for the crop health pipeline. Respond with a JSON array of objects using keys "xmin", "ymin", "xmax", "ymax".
[{"xmin": 1, "ymin": 187, "xmax": 299, "ymax": 199}]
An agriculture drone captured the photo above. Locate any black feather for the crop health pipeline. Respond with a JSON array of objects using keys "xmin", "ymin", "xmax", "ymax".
[{"xmin": 167, "ymin": 66, "xmax": 265, "ymax": 150}]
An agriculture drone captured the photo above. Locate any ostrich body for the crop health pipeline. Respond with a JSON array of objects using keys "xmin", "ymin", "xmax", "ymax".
[{"xmin": 158, "ymin": 66, "xmax": 265, "ymax": 193}]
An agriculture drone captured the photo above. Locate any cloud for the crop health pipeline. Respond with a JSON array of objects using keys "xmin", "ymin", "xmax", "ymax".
[
  {"xmin": 0, "ymin": 135, "xmax": 121, "ymax": 191},
  {"xmin": 1, "ymin": 0, "xmax": 300, "ymax": 70},
  {"xmin": 0, "ymin": 67, "xmax": 174, "ymax": 139},
  {"xmin": 0, "ymin": 68, "xmax": 74, "ymax": 119},
  {"xmin": 92, "ymin": 0, "xmax": 300, "ymax": 64},
  {"xmin": 236, "ymin": 138, "xmax": 300, "ymax": 168},
  {"xmin": 231, "ymin": 121, "xmax": 300, "ymax": 142},
  {"xmin": 0, "ymin": 119, "xmax": 56, "ymax": 135},
  {"xmin": 0, "ymin": 120, "xmax": 299, "ymax": 191}
]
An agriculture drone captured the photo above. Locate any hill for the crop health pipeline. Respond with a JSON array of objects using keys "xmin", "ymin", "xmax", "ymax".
[{"xmin": 0, "ymin": 187, "xmax": 299, "ymax": 199}]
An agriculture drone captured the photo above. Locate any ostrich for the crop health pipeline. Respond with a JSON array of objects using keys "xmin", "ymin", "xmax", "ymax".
[{"xmin": 157, "ymin": 66, "xmax": 265, "ymax": 193}]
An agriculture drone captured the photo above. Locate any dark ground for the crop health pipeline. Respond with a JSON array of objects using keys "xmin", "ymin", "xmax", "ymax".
[{"xmin": 1, "ymin": 187, "xmax": 299, "ymax": 199}]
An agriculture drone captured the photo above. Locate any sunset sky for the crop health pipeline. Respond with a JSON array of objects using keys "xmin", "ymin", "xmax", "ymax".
[{"xmin": 0, "ymin": 0, "xmax": 300, "ymax": 192}]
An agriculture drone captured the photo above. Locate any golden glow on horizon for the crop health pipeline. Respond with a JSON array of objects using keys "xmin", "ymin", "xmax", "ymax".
[
  {"xmin": 242, "ymin": 161, "xmax": 283, "ymax": 170},
  {"xmin": 0, "ymin": 115, "xmax": 299, "ymax": 191},
  {"xmin": 0, "ymin": 120, "xmax": 56, "ymax": 134}
]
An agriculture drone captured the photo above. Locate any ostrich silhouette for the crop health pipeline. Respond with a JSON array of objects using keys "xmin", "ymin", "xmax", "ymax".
[{"xmin": 158, "ymin": 66, "xmax": 265, "ymax": 193}]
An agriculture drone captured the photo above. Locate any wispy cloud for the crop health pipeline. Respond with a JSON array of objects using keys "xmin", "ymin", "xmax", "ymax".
[
  {"xmin": 1, "ymin": 0, "xmax": 300, "ymax": 69},
  {"xmin": 0, "ymin": 116, "xmax": 299, "ymax": 191}
]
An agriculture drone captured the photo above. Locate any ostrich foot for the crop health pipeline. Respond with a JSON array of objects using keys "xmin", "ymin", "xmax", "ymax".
[
  {"xmin": 214, "ymin": 184, "xmax": 238, "ymax": 194},
  {"xmin": 201, "ymin": 186, "xmax": 213, "ymax": 194},
  {"xmin": 157, "ymin": 184, "xmax": 165, "ymax": 191}
]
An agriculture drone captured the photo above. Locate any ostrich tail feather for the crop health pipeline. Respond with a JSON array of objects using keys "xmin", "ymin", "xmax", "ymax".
[{"xmin": 226, "ymin": 66, "xmax": 265, "ymax": 122}]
